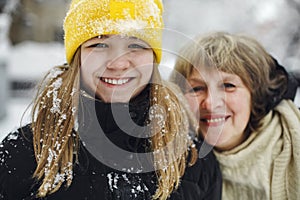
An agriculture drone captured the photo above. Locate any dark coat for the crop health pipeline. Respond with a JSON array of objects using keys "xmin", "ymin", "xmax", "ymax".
[{"xmin": 0, "ymin": 87, "xmax": 222, "ymax": 200}]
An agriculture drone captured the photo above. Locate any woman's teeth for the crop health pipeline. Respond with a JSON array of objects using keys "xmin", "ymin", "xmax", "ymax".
[{"xmin": 206, "ymin": 117, "xmax": 226, "ymax": 123}]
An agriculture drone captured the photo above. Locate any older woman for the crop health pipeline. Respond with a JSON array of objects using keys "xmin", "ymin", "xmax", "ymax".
[{"xmin": 171, "ymin": 31, "xmax": 300, "ymax": 200}]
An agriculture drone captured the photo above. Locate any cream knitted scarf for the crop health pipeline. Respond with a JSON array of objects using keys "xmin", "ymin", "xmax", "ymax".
[{"xmin": 214, "ymin": 100, "xmax": 300, "ymax": 200}]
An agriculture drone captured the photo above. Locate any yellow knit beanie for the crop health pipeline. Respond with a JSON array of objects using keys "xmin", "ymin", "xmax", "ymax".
[{"xmin": 63, "ymin": 0, "xmax": 164, "ymax": 64}]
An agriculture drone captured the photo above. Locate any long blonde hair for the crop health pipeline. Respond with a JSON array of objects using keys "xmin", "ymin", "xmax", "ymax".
[{"xmin": 31, "ymin": 48, "xmax": 198, "ymax": 199}]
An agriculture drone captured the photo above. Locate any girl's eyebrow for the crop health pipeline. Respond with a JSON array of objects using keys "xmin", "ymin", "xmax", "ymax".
[{"xmin": 128, "ymin": 36, "xmax": 138, "ymax": 40}]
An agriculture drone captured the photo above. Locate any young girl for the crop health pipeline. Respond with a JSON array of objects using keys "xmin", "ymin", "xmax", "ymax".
[
  {"xmin": 0, "ymin": 1, "xmax": 221, "ymax": 199},
  {"xmin": 171, "ymin": 31, "xmax": 300, "ymax": 200}
]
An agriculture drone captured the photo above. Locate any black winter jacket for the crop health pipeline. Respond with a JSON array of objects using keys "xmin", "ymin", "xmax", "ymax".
[{"xmin": 0, "ymin": 87, "xmax": 222, "ymax": 200}]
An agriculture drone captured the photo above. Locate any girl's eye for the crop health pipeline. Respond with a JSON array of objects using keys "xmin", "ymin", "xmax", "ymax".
[
  {"xmin": 88, "ymin": 43, "xmax": 109, "ymax": 48},
  {"xmin": 128, "ymin": 43, "xmax": 148, "ymax": 49}
]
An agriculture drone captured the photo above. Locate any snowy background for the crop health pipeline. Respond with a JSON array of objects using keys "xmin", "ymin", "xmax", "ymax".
[{"xmin": 0, "ymin": 0, "xmax": 299, "ymax": 141}]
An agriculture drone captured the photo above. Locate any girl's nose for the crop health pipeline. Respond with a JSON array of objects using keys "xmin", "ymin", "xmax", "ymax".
[{"xmin": 106, "ymin": 51, "xmax": 131, "ymax": 71}]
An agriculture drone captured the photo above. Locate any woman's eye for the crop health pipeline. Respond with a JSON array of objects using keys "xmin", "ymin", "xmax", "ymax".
[
  {"xmin": 186, "ymin": 86, "xmax": 205, "ymax": 94},
  {"xmin": 88, "ymin": 43, "xmax": 109, "ymax": 48},
  {"xmin": 223, "ymin": 83, "xmax": 236, "ymax": 90}
]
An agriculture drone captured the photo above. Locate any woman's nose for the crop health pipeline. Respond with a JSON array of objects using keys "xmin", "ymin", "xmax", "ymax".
[{"xmin": 200, "ymin": 90, "xmax": 224, "ymax": 111}]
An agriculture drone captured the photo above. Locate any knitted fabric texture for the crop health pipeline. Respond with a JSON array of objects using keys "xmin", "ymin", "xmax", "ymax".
[
  {"xmin": 64, "ymin": 0, "xmax": 164, "ymax": 64},
  {"xmin": 214, "ymin": 100, "xmax": 300, "ymax": 200}
]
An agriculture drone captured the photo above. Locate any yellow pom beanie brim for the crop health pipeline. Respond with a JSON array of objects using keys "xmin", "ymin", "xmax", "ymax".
[{"xmin": 63, "ymin": 0, "xmax": 164, "ymax": 64}]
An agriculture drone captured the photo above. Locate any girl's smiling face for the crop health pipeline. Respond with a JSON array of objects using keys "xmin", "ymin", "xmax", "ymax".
[
  {"xmin": 80, "ymin": 34, "xmax": 154, "ymax": 103},
  {"xmin": 185, "ymin": 67, "xmax": 251, "ymax": 151}
]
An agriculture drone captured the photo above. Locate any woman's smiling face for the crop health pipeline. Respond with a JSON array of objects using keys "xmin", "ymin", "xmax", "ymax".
[
  {"xmin": 80, "ymin": 34, "xmax": 154, "ymax": 103},
  {"xmin": 184, "ymin": 67, "xmax": 251, "ymax": 151}
]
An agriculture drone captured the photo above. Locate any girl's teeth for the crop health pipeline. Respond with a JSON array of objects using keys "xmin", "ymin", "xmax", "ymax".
[
  {"xmin": 103, "ymin": 78, "xmax": 129, "ymax": 85},
  {"xmin": 206, "ymin": 118, "xmax": 225, "ymax": 123}
]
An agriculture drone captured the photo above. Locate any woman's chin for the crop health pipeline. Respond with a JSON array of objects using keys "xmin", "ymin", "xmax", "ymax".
[{"xmin": 201, "ymin": 129, "xmax": 222, "ymax": 145}]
